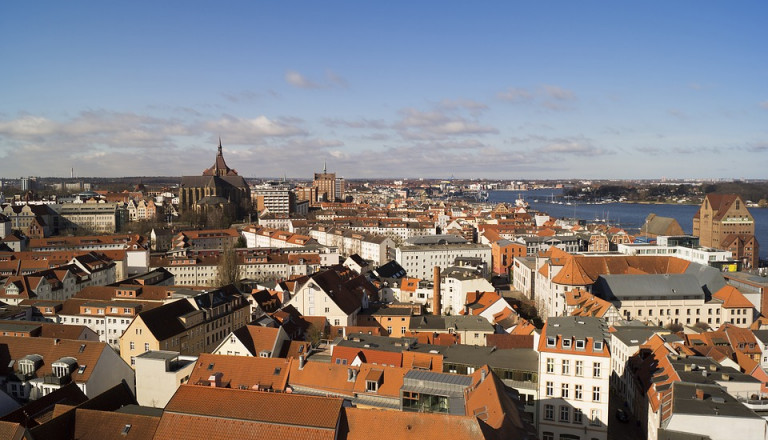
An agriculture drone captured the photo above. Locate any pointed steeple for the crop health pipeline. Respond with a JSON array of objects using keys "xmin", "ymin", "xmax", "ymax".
[{"xmin": 202, "ymin": 138, "xmax": 238, "ymax": 177}]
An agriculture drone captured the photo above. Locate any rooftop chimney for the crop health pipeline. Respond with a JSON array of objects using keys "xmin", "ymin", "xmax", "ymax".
[
  {"xmin": 433, "ymin": 266, "xmax": 441, "ymax": 315},
  {"xmin": 208, "ymin": 372, "xmax": 223, "ymax": 388}
]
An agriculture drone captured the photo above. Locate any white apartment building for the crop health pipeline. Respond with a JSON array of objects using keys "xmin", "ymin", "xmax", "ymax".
[
  {"xmin": 609, "ymin": 326, "xmax": 669, "ymax": 414},
  {"xmin": 57, "ymin": 297, "xmax": 150, "ymax": 348},
  {"xmin": 538, "ymin": 316, "xmax": 610, "ymax": 440},
  {"xmin": 241, "ymin": 226, "xmax": 316, "ymax": 249},
  {"xmin": 55, "ymin": 202, "xmax": 127, "ymax": 233},
  {"xmin": 310, "ymin": 227, "xmax": 395, "ymax": 266},
  {"xmin": 134, "ymin": 350, "xmax": 197, "ymax": 408},
  {"xmin": 348, "ymin": 220, "xmax": 434, "ymax": 242},
  {"xmin": 616, "ymin": 240, "xmax": 734, "ymax": 267},
  {"xmin": 512, "ymin": 256, "xmax": 537, "ymax": 300},
  {"xmin": 396, "ymin": 238, "xmax": 492, "ymax": 281},
  {"xmin": 440, "ymin": 266, "xmax": 494, "ymax": 316}
]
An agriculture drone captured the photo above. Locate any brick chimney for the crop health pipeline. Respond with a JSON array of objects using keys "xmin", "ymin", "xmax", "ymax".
[
  {"xmin": 433, "ymin": 266, "xmax": 441, "ymax": 315},
  {"xmin": 208, "ymin": 372, "xmax": 223, "ymax": 387}
]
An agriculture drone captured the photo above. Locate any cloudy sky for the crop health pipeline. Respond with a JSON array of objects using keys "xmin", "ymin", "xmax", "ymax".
[{"xmin": 1, "ymin": 2, "xmax": 766, "ymax": 180}]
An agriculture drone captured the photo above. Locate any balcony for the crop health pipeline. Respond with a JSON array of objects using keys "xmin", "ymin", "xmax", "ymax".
[
  {"xmin": 43, "ymin": 374, "xmax": 71, "ymax": 386},
  {"xmin": 13, "ymin": 371, "xmax": 35, "ymax": 381}
]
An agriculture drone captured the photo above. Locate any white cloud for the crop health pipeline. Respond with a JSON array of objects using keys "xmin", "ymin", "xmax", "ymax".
[
  {"xmin": 542, "ymin": 85, "xmax": 575, "ymax": 101},
  {"xmin": 498, "ymin": 85, "xmax": 577, "ymax": 110},
  {"xmin": 202, "ymin": 115, "xmax": 307, "ymax": 142},
  {"xmin": 326, "ymin": 70, "xmax": 348, "ymax": 88},
  {"xmin": 285, "ymin": 70, "xmax": 321, "ymax": 89},
  {"xmin": 322, "ymin": 118, "xmax": 388, "ymax": 129},
  {"xmin": 396, "ymin": 107, "xmax": 497, "ymax": 140},
  {"xmin": 438, "ymin": 99, "xmax": 488, "ymax": 112},
  {"xmin": 285, "ymin": 69, "xmax": 348, "ymax": 89},
  {"xmin": 497, "ymin": 88, "xmax": 533, "ymax": 103}
]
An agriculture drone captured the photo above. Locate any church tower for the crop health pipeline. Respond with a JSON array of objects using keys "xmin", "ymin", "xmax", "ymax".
[{"xmin": 203, "ymin": 138, "xmax": 239, "ymax": 177}]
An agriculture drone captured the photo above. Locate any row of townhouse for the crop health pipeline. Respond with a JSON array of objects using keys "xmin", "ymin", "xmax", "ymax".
[
  {"xmin": 346, "ymin": 218, "xmax": 435, "ymax": 242},
  {"xmin": 26, "ymin": 233, "xmax": 150, "ymax": 277},
  {"xmin": 0, "ymin": 336, "xmax": 135, "ymax": 402},
  {"xmin": 170, "ymin": 228, "xmax": 240, "ymax": 252},
  {"xmin": 309, "ymin": 226, "xmax": 396, "ymax": 266},
  {"xmin": 125, "ymin": 198, "xmax": 157, "ymax": 221},
  {"xmin": 21, "ymin": 285, "xmax": 200, "ymax": 347},
  {"xmin": 150, "ymin": 249, "xmax": 323, "ymax": 287},
  {"xmin": 0, "ymin": 254, "xmax": 116, "ymax": 306},
  {"xmin": 1, "ymin": 203, "xmax": 60, "ymax": 237},
  {"xmin": 119, "ymin": 286, "xmax": 250, "ymax": 367},
  {"xmin": 240, "ymin": 225, "xmax": 316, "ymax": 248}
]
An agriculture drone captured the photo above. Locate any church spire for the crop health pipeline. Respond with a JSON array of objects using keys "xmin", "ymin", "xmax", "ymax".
[{"xmin": 218, "ymin": 137, "xmax": 223, "ymax": 156}]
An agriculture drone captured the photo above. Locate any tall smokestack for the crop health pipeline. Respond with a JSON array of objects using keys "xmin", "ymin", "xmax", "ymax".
[
  {"xmin": 71, "ymin": 168, "xmax": 74, "ymax": 179},
  {"xmin": 433, "ymin": 266, "xmax": 441, "ymax": 315}
]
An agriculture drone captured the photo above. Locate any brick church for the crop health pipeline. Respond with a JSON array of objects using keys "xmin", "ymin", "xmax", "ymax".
[{"xmin": 178, "ymin": 139, "xmax": 251, "ymax": 219}]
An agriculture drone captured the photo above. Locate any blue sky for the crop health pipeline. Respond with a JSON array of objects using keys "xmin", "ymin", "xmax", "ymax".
[{"xmin": 1, "ymin": 1, "xmax": 766, "ymax": 180}]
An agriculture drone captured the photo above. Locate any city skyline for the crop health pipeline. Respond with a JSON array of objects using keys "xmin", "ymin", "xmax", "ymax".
[{"xmin": 1, "ymin": 1, "xmax": 766, "ymax": 180}]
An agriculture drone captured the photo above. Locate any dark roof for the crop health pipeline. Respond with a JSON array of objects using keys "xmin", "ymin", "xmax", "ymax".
[
  {"xmin": 373, "ymin": 261, "xmax": 406, "ymax": 279},
  {"xmin": 26, "ymin": 382, "xmax": 136, "ymax": 440},
  {"xmin": 308, "ymin": 266, "xmax": 375, "ymax": 315},
  {"xmin": 138, "ymin": 299, "xmax": 197, "ymax": 341},
  {"xmin": 0, "ymin": 382, "xmax": 87, "ymax": 427},
  {"xmin": 596, "ymin": 274, "xmax": 704, "ymax": 300}
]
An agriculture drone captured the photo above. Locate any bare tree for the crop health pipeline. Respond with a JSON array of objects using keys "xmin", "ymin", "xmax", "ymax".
[{"xmin": 215, "ymin": 242, "xmax": 241, "ymax": 290}]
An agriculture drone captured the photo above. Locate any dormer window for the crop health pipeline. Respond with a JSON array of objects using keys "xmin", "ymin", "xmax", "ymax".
[
  {"xmin": 562, "ymin": 339, "xmax": 572, "ymax": 349},
  {"xmin": 546, "ymin": 337, "xmax": 556, "ymax": 347},
  {"xmin": 18, "ymin": 354, "xmax": 43, "ymax": 375},
  {"xmin": 366, "ymin": 380, "xmax": 379, "ymax": 392},
  {"xmin": 593, "ymin": 341, "xmax": 604, "ymax": 351},
  {"xmin": 52, "ymin": 357, "xmax": 77, "ymax": 378},
  {"xmin": 575, "ymin": 340, "xmax": 585, "ymax": 350}
]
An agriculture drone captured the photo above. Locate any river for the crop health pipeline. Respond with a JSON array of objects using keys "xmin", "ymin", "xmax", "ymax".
[{"xmin": 489, "ymin": 189, "xmax": 768, "ymax": 260}]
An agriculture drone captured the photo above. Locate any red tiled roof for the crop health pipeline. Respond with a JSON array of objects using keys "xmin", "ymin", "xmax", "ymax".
[
  {"xmin": 342, "ymin": 407, "xmax": 483, "ymax": 440},
  {"xmin": 164, "ymin": 385, "xmax": 342, "ymax": 429}
]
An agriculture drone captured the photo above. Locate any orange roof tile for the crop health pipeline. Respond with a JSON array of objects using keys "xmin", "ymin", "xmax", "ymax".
[
  {"xmin": 342, "ymin": 407, "xmax": 483, "ymax": 440},
  {"xmin": 164, "ymin": 385, "xmax": 342, "ymax": 429},
  {"xmin": 189, "ymin": 354, "xmax": 291, "ymax": 391},
  {"xmin": 153, "ymin": 411, "xmax": 335, "ymax": 440},
  {"xmin": 713, "ymin": 285, "xmax": 753, "ymax": 309}
]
